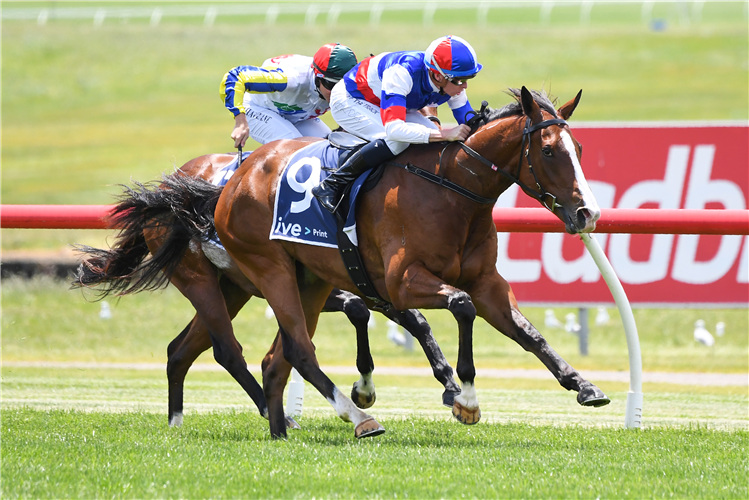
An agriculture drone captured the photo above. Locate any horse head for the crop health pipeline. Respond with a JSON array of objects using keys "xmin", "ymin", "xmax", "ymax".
[
  {"xmin": 517, "ymin": 86, "xmax": 600, "ymax": 233},
  {"xmin": 466, "ymin": 87, "xmax": 600, "ymax": 234}
]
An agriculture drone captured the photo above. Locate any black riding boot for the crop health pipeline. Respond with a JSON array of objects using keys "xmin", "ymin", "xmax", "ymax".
[{"xmin": 312, "ymin": 139, "xmax": 396, "ymax": 214}]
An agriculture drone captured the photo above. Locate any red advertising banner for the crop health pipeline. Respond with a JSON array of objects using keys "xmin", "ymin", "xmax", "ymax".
[{"xmin": 499, "ymin": 123, "xmax": 748, "ymax": 307}]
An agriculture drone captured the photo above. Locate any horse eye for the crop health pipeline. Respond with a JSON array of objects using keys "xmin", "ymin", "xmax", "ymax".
[{"xmin": 542, "ymin": 146, "xmax": 553, "ymax": 157}]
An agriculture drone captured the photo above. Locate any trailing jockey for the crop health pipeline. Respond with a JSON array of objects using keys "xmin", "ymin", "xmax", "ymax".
[
  {"xmin": 312, "ymin": 35, "xmax": 483, "ymax": 214},
  {"xmin": 220, "ymin": 43, "xmax": 358, "ymax": 148}
]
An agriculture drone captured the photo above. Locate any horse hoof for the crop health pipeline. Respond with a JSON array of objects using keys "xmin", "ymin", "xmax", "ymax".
[
  {"xmin": 442, "ymin": 389, "xmax": 460, "ymax": 408},
  {"xmin": 285, "ymin": 415, "xmax": 301, "ymax": 430},
  {"xmin": 452, "ymin": 401, "xmax": 481, "ymax": 425},
  {"xmin": 354, "ymin": 417, "xmax": 385, "ymax": 439},
  {"xmin": 577, "ymin": 385, "xmax": 611, "ymax": 407},
  {"xmin": 351, "ymin": 386, "xmax": 376, "ymax": 409},
  {"xmin": 270, "ymin": 429, "xmax": 288, "ymax": 440}
]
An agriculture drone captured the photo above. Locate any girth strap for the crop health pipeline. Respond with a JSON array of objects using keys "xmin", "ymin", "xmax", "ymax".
[{"xmin": 335, "ymin": 215, "xmax": 392, "ymax": 312}]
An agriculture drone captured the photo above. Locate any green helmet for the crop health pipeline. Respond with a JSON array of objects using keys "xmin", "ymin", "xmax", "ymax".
[{"xmin": 311, "ymin": 43, "xmax": 357, "ymax": 83}]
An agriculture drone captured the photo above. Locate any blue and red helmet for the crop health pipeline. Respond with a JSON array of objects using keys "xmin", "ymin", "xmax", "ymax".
[{"xmin": 424, "ymin": 35, "xmax": 482, "ymax": 80}]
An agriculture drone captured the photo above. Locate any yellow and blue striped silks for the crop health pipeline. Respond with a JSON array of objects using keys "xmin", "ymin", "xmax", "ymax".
[{"xmin": 220, "ymin": 65, "xmax": 288, "ymax": 116}]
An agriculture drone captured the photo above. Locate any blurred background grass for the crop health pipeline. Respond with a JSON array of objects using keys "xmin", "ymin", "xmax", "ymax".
[
  {"xmin": 3, "ymin": 277, "xmax": 746, "ymax": 375},
  {"xmin": 3, "ymin": 1, "xmax": 747, "ymax": 214},
  {"xmin": 2, "ymin": 2, "xmax": 748, "ymax": 379}
]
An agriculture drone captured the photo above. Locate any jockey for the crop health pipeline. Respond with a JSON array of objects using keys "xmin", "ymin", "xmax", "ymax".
[
  {"xmin": 220, "ymin": 43, "xmax": 357, "ymax": 147},
  {"xmin": 312, "ymin": 35, "xmax": 482, "ymax": 214}
]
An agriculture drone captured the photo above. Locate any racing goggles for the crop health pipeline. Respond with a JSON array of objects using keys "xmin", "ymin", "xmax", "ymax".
[
  {"xmin": 429, "ymin": 54, "xmax": 476, "ymax": 86},
  {"xmin": 318, "ymin": 77, "xmax": 339, "ymax": 90},
  {"xmin": 447, "ymin": 74, "xmax": 476, "ymax": 86}
]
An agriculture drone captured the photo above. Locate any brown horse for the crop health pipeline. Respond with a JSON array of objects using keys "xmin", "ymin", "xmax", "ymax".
[
  {"xmin": 204, "ymin": 86, "xmax": 610, "ymax": 438},
  {"xmin": 104, "ymin": 87, "xmax": 610, "ymax": 439},
  {"xmin": 74, "ymin": 150, "xmax": 460, "ymax": 428}
]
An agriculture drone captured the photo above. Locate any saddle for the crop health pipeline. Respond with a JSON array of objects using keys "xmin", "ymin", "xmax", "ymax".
[{"xmin": 327, "ymin": 131, "xmax": 386, "ymax": 195}]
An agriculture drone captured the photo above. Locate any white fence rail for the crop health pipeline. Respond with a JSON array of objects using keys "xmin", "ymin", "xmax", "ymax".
[{"xmin": 4, "ymin": 1, "xmax": 746, "ymax": 27}]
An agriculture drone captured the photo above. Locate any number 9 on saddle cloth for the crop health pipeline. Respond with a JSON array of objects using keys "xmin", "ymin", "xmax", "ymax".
[{"xmin": 208, "ymin": 137, "xmax": 384, "ymax": 253}]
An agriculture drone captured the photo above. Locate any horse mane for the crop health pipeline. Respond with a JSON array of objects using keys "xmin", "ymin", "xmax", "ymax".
[{"xmin": 470, "ymin": 88, "xmax": 558, "ymax": 130}]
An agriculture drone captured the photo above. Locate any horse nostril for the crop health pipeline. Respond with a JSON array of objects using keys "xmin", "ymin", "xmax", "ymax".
[{"xmin": 576, "ymin": 208, "xmax": 590, "ymax": 229}]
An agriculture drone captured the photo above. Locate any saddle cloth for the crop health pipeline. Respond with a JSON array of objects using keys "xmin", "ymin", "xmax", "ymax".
[
  {"xmin": 269, "ymin": 141, "xmax": 371, "ymax": 248},
  {"xmin": 205, "ymin": 151, "xmax": 252, "ymax": 250},
  {"xmin": 211, "ymin": 150, "xmax": 252, "ymax": 187}
]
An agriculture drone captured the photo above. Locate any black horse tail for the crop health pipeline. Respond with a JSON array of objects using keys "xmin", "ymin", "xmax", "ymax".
[{"xmin": 72, "ymin": 172, "xmax": 223, "ymax": 298}]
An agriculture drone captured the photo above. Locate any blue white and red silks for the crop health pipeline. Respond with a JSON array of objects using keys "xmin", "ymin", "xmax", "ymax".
[{"xmin": 342, "ymin": 51, "xmax": 474, "ymax": 128}]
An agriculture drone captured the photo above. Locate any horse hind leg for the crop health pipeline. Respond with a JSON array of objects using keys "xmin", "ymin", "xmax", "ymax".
[
  {"xmin": 382, "ymin": 308, "xmax": 461, "ymax": 408},
  {"xmin": 168, "ymin": 264, "xmax": 268, "ymax": 421},
  {"xmin": 322, "ymin": 289, "xmax": 377, "ymax": 409},
  {"xmin": 260, "ymin": 269, "xmax": 385, "ymax": 439},
  {"xmin": 258, "ymin": 331, "xmax": 302, "ymax": 431},
  {"xmin": 166, "ymin": 316, "xmax": 212, "ymax": 427},
  {"xmin": 166, "ymin": 274, "xmax": 261, "ymax": 427}
]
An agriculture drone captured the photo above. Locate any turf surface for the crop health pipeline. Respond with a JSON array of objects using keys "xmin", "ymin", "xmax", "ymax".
[{"xmin": 2, "ymin": 408, "xmax": 747, "ymax": 499}]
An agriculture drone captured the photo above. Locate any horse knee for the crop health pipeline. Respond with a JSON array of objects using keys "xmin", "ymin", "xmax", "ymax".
[
  {"xmin": 447, "ymin": 291, "xmax": 476, "ymax": 323},
  {"xmin": 341, "ymin": 295, "xmax": 370, "ymax": 328},
  {"xmin": 166, "ymin": 355, "xmax": 186, "ymax": 380}
]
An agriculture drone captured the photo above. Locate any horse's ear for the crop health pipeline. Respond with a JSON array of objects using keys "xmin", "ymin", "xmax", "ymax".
[
  {"xmin": 520, "ymin": 86, "xmax": 543, "ymax": 124},
  {"xmin": 558, "ymin": 89, "xmax": 583, "ymax": 120}
]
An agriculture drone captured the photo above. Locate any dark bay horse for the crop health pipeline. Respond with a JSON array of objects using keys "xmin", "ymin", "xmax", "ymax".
[
  {"xmin": 202, "ymin": 86, "xmax": 610, "ymax": 438},
  {"xmin": 74, "ymin": 150, "xmax": 460, "ymax": 428}
]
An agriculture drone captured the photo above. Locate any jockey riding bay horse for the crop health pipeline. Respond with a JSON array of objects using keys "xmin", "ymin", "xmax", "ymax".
[
  {"xmin": 74, "ymin": 147, "xmax": 461, "ymax": 428},
  {"xmin": 199, "ymin": 87, "xmax": 610, "ymax": 438},
  {"xmin": 77, "ymin": 87, "xmax": 610, "ymax": 439}
]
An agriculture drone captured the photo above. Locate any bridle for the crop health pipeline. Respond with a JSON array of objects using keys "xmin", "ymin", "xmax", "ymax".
[
  {"xmin": 457, "ymin": 114, "xmax": 568, "ymax": 212},
  {"xmin": 385, "ymin": 106, "xmax": 571, "ymax": 210}
]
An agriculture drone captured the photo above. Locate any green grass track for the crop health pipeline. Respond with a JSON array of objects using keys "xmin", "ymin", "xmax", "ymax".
[{"xmin": 2, "ymin": 408, "xmax": 747, "ymax": 499}]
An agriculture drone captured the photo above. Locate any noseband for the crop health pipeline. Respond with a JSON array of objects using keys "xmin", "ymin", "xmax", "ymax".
[{"xmin": 457, "ymin": 116, "xmax": 568, "ymax": 212}]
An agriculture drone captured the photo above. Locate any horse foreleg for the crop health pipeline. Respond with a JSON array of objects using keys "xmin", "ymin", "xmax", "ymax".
[
  {"xmin": 448, "ymin": 290, "xmax": 481, "ymax": 425},
  {"xmin": 381, "ymin": 308, "xmax": 461, "ymax": 407},
  {"xmin": 322, "ymin": 288, "xmax": 376, "ymax": 409},
  {"xmin": 470, "ymin": 275, "xmax": 610, "ymax": 407},
  {"xmin": 387, "ymin": 263, "xmax": 480, "ymax": 425}
]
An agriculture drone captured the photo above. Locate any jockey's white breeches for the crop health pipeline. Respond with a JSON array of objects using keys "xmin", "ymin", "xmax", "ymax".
[
  {"xmin": 329, "ymin": 82, "xmax": 438, "ymax": 155},
  {"xmin": 247, "ymin": 107, "xmax": 331, "ymax": 145}
]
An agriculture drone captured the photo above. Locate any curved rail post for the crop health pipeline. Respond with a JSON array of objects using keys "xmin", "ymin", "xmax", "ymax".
[{"xmin": 581, "ymin": 233, "xmax": 643, "ymax": 429}]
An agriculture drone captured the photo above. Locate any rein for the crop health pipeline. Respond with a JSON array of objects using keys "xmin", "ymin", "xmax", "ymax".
[
  {"xmin": 384, "ymin": 160, "xmax": 496, "ymax": 205},
  {"xmin": 386, "ymin": 116, "xmax": 568, "ymax": 210}
]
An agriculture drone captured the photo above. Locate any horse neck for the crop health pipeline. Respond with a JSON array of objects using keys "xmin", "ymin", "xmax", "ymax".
[{"xmin": 455, "ymin": 116, "xmax": 524, "ymax": 201}]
